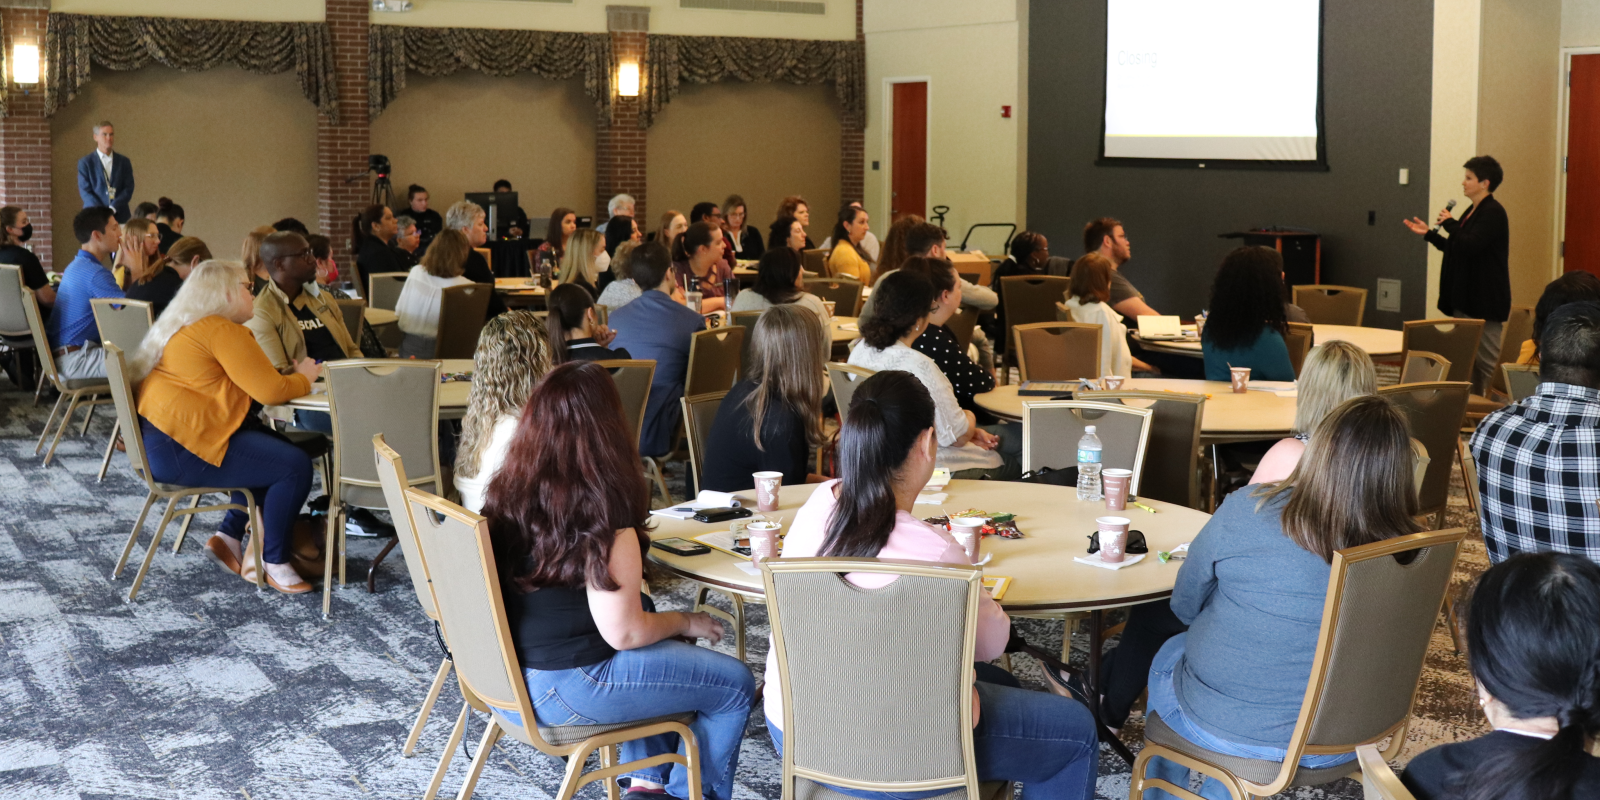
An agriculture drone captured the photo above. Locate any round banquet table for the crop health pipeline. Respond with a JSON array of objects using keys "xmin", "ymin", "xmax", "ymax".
[
  {"xmin": 281, "ymin": 358, "xmax": 475, "ymax": 420},
  {"xmin": 363, "ymin": 307, "xmax": 397, "ymax": 327},
  {"xmin": 646, "ymin": 479, "xmax": 1209, "ymax": 694},
  {"xmin": 972, "ymin": 378, "xmax": 1297, "ymax": 444},
  {"xmin": 830, "ymin": 316, "xmax": 859, "ymax": 344},
  {"xmin": 1133, "ymin": 324, "xmax": 1402, "ymax": 358}
]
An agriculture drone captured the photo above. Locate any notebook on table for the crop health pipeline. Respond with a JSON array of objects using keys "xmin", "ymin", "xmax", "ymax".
[{"xmin": 1135, "ymin": 315, "xmax": 1185, "ymax": 340}]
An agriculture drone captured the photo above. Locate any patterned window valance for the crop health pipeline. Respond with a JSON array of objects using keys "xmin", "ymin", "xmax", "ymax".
[
  {"xmin": 43, "ymin": 13, "xmax": 340, "ymax": 123},
  {"xmin": 368, "ymin": 25, "xmax": 613, "ymax": 122},
  {"xmin": 641, "ymin": 35, "xmax": 864, "ymax": 130}
]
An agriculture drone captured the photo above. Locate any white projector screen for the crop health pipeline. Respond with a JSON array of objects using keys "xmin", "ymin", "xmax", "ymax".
[{"xmin": 1101, "ymin": 0, "xmax": 1323, "ymax": 164}]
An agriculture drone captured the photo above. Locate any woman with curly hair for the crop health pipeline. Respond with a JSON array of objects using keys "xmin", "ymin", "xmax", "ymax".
[
  {"xmin": 1200, "ymin": 246, "xmax": 1295, "ymax": 382},
  {"xmin": 453, "ymin": 310, "xmax": 554, "ymax": 513}
]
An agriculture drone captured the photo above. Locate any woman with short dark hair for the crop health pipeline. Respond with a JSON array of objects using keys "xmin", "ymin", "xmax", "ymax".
[
  {"xmin": 729, "ymin": 248, "xmax": 829, "ymax": 350},
  {"xmin": 669, "ymin": 221, "xmax": 733, "ymax": 312},
  {"xmin": 1200, "ymin": 246, "xmax": 1295, "ymax": 382},
  {"xmin": 825, "ymin": 203, "xmax": 873, "ymax": 283},
  {"xmin": 351, "ymin": 203, "xmax": 402, "ymax": 297},
  {"xmin": 546, "ymin": 282, "xmax": 628, "ymax": 364},
  {"xmin": 0, "ymin": 205, "xmax": 52, "ymax": 304},
  {"xmin": 722, "ymin": 194, "xmax": 764, "ymax": 262},
  {"xmin": 767, "ymin": 215, "xmax": 805, "ymax": 254},
  {"xmin": 484, "ymin": 362, "xmax": 755, "ymax": 800}
]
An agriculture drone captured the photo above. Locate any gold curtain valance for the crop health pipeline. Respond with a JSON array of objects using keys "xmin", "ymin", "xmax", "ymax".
[{"xmin": 641, "ymin": 35, "xmax": 864, "ymax": 129}]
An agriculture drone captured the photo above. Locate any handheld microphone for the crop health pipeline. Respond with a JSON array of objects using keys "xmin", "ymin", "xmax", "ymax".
[{"xmin": 1431, "ymin": 199, "xmax": 1457, "ymax": 232}]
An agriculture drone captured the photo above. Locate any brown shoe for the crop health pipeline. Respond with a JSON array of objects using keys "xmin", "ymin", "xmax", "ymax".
[
  {"xmin": 264, "ymin": 562, "xmax": 313, "ymax": 594},
  {"xmin": 204, "ymin": 534, "xmax": 243, "ymax": 576}
]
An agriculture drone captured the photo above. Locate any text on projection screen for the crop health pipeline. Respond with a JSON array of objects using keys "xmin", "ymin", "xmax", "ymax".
[{"xmin": 1103, "ymin": 0, "xmax": 1320, "ymax": 161}]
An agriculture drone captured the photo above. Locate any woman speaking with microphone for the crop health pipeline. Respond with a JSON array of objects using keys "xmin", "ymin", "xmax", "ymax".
[{"xmin": 1404, "ymin": 155, "xmax": 1509, "ymax": 393}]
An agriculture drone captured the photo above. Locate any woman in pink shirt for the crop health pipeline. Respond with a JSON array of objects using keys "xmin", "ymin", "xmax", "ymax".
[{"xmin": 763, "ymin": 370, "xmax": 1100, "ymax": 800}]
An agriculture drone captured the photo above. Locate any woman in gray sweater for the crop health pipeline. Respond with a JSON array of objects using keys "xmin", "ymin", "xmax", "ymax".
[{"xmin": 1142, "ymin": 395, "xmax": 1423, "ymax": 800}]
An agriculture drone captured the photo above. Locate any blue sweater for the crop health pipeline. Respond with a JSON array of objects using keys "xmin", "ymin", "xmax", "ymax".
[
  {"xmin": 608, "ymin": 289, "xmax": 705, "ymax": 457},
  {"xmin": 1202, "ymin": 328, "xmax": 1295, "ymax": 382},
  {"xmin": 1170, "ymin": 488, "xmax": 1330, "ymax": 749}
]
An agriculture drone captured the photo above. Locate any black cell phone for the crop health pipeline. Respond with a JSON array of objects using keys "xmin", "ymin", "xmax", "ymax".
[
  {"xmin": 691, "ymin": 506, "xmax": 752, "ymax": 523},
  {"xmin": 652, "ymin": 538, "xmax": 711, "ymax": 556}
]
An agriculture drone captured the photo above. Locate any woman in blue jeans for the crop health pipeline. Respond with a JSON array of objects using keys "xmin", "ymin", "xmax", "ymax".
[
  {"xmin": 481, "ymin": 361, "xmax": 755, "ymax": 800},
  {"xmin": 1137, "ymin": 396, "xmax": 1424, "ymax": 800}
]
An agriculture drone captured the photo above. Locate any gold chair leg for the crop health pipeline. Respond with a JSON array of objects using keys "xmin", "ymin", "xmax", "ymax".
[
  {"xmin": 35, "ymin": 390, "xmax": 66, "ymax": 454},
  {"xmin": 1457, "ymin": 437, "xmax": 1479, "ymax": 514},
  {"xmin": 322, "ymin": 506, "xmax": 340, "ymax": 618},
  {"xmin": 97, "ymin": 419, "xmax": 120, "ymax": 482},
  {"xmin": 41, "ymin": 392, "xmax": 84, "ymax": 467},
  {"xmin": 250, "ymin": 499, "xmax": 265, "ymax": 591},
  {"xmin": 405, "ymin": 657, "xmax": 452, "ymax": 757},
  {"xmin": 644, "ymin": 457, "xmax": 670, "ymax": 506},
  {"xmin": 601, "ymin": 743, "xmax": 622, "ymax": 800},
  {"xmin": 172, "ymin": 494, "xmax": 202, "ymax": 553},
  {"xmin": 453, "ymin": 719, "xmax": 504, "ymax": 800},
  {"xmin": 128, "ymin": 496, "xmax": 182, "ymax": 601},
  {"xmin": 681, "ymin": 726, "xmax": 704, "ymax": 800},
  {"xmin": 338, "ymin": 507, "xmax": 348, "ymax": 586},
  {"xmin": 424, "ymin": 702, "xmax": 470, "ymax": 800},
  {"xmin": 34, "ymin": 366, "xmax": 47, "ymax": 405},
  {"xmin": 113, "ymin": 493, "xmax": 160, "ymax": 580},
  {"xmin": 79, "ymin": 395, "xmax": 97, "ymax": 435}
]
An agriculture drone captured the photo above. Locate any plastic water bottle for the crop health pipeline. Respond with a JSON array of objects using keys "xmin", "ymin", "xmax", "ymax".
[{"xmin": 1076, "ymin": 425, "xmax": 1103, "ymax": 501}]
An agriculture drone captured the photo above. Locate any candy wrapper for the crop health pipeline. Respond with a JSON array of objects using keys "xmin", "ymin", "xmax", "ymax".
[{"xmin": 923, "ymin": 510, "xmax": 1024, "ymax": 540}]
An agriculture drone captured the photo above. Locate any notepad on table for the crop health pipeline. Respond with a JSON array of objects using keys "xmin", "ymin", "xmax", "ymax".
[
  {"xmin": 649, "ymin": 490, "xmax": 749, "ymax": 520},
  {"xmin": 1136, "ymin": 315, "xmax": 1184, "ymax": 339}
]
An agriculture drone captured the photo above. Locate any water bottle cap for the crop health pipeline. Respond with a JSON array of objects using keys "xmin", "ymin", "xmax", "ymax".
[{"xmin": 1085, "ymin": 425, "xmax": 1097, "ymax": 433}]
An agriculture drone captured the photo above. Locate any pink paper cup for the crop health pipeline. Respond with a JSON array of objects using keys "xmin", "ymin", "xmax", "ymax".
[
  {"xmin": 1096, "ymin": 516, "xmax": 1131, "ymax": 563},
  {"xmin": 748, "ymin": 521, "xmax": 781, "ymax": 563},
  {"xmin": 1103, "ymin": 375, "xmax": 1125, "ymax": 390},
  {"xmin": 949, "ymin": 517, "xmax": 985, "ymax": 564},
  {"xmin": 1229, "ymin": 367, "xmax": 1251, "ymax": 394},
  {"xmin": 1102, "ymin": 468, "xmax": 1133, "ymax": 511},
  {"xmin": 753, "ymin": 471, "xmax": 783, "ymax": 513}
]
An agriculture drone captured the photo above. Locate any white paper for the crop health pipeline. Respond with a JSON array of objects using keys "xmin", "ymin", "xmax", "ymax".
[
  {"xmin": 735, "ymin": 562, "xmax": 761, "ymax": 575},
  {"xmin": 914, "ymin": 493, "xmax": 949, "ymax": 505},
  {"xmin": 1073, "ymin": 552, "xmax": 1147, "ymax": 570},
  {"xmin": 648, "ymin": 490, "xmax": 748, "ymax": 520}
]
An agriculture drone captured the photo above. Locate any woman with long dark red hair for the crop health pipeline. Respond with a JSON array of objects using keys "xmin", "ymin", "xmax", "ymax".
[{"xmin": 482, "ymin": 361, "xmax": 755, "ymax": 800}]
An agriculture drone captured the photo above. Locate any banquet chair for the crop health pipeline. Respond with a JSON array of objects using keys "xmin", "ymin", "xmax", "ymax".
[
  {"xmin": 680, "ymin": 391, "xmax": 727, "ymax": 498},
  {"xmin": 323, "ymin": 359, "xmax": 443, "ymax": 618},
  {"xmin": 1399, "ymin": 351, "xmax": 1450, "ymax": 385},
  {"xmin": 1078, "ymin": 389, "xmax": 1205, "ymax": 510},
  {"xmin": 1129, "ymin": 528, "xmax": 1465, "ymax": 800},
  {"xmin": 1401, "ymin": 319, "xmax": 1483, "ymax": 386},
  {"xmin": 22, "ymin": 285, "xmax": 111, "ymax": 467},
  {"xmin": 802, "ymin": 248, "xmax": 829, "ymax": 277},
  {"xmin": 946, "ymin": 306, "xmax": 980, "ymax": 356},
  {"xmin": 827, "ymin": 362, "xmax": 875, "ymax": 414},
  {"xmin": 406, "ymin": 488, "xmax": 703, "ymax": 800},
  {"xmin": 1292, "ymin": 285, "xmax": 1368, "ymax": 326},
  {"xmin": 1000, "ymin": 276, "xmax": 1071, "ymax": 382},
  {"xmin": 729, "ymin": 310, "xmax": 763, "ymax": 374},
  {"xmin": 90, "ymin": 298, "xmax": 153, "ymax": 481},
  {"xmin": 1483, "ymin": 305, "xmax": 1533, "ymax": 402},
  {"xmin": 1355, "ymin": 744, "xmax": 1417, "ymax": 800},
  {"xmin": 0, "ymin": 266, "xmax": 39, "ymax": 397},
  {"xmin": 473, "ymin": 247, "xmax": 491, "ymax": 273},
  {"xmin": 1501, "ymin": 363, "xmax": 1540, "ymax": 403},
  {"xmin": 103, "ymin": 344, "xmax": 265, "ymax": 600},
  {"xmin": 1378, "ymin": 382, "xmax": 1471, "ymax": 530},
  {"xmin": 802, "ymin": 278, "xmax": 864, "ymax": 317},
  {"xmin": 373, "ymin": 435, "xmax": 459, "ymax": 779},
  {"xmin": 332, "ymin": 297, "xmax": 366, "ymax": 349},
  {"xmin": 599, "ymin": 359, "xmax": 663, "ymax": 503},
  {"xmin": 685, "ymin": 327, "xmax": 744, "ymax": 396},
  {"xmin": 1013, "ymin": 322, "xmax": 1100, "ymax": 382},
  {"xmin": 1284, "ymin": 322, "xmax": 1314, "ymax": 377},
  {"xmin": 1021, "ymin": 400, "xmax": 1152, "ymax": 491},
  {"xmin": 762, "ymin": 557, "xmax": 1011, "ymax": 800},
  {"xmin": 367, "ymin": 272, "xmax": 408, "ymax": 312},
  {"xmin": 433, "ymin": 283, "xmax": 492, "ymax": 359}
]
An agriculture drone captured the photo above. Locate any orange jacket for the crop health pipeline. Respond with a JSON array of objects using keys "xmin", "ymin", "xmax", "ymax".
[{"xmin": 136, "ymin": 315, "xmax": 311, "ymax": 466}]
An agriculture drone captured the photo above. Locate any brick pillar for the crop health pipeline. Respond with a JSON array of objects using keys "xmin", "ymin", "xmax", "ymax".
[
  {"xmin": 318, "ymin": 0, "xmax": 370, "ymax": 281},
  {"xmin": 838, "ymin": 0, "xmax": 865, "ymax": 205},
  {"xmin": 0, "ymin": 7, "xmax": 53, "ymax": 271},
  {"xmin": 597, "ymin": 6, "xmax": 649, "ymax": 225}
]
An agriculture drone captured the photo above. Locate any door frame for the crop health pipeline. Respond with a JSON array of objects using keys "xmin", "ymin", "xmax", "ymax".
[
  {"xmin": 1554, "ymin": 47, "xmax": 1600, "ymax": 276},
  {"xmin": 882, "ymin": 76, "xmax": 932, "ymax": 224}
]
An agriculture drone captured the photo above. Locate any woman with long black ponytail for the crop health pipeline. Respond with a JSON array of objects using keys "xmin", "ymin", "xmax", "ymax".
[
  {"xmin": 1403, "ymin": 552, "xmax": 1600, "ymax": 800},
  {"xmin": 760, "ymin": 370, "xmax": 1102, "ymax": 800}
]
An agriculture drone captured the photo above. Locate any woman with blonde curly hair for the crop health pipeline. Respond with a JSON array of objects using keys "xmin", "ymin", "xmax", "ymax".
[{"xmin": 454, "ymin": 309, "xmax": 555, "ymax": 512}]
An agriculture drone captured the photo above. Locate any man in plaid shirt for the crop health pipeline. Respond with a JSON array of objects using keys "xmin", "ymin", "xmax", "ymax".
[{"xmin": 1470, "ymin": 301, "xmax": 1600, "ymax": 563}]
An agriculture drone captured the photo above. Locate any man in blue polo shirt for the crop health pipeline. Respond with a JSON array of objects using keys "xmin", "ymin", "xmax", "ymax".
[
  {"xmin": 47, "ymin": 206, "xmax": 124, "ymax": 380},
  {"xmin": 609, "ymin": 241, "xmax": 706, "ymax": 457}
]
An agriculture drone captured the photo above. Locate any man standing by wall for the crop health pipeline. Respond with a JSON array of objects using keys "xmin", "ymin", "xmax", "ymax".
[{"xmin": 76, "ymin": 121, "xmax": 135, "ymax": 223}]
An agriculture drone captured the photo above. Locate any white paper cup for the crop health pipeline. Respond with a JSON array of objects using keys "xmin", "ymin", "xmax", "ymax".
[
  {"xmin": 1096, "ymin": 516, "xmax": 1131, "ymax": 563},
  {"xmin": 949, "ymin": 517, "xmax": 985, "ymax": 564}
]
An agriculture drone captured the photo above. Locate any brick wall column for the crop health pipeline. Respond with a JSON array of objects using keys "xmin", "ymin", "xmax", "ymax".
[
  {"xmin": 838, "ymin": 0, "xmax": 865, "ymax": 205},
  {"xmin": 597, "ymin": 6, "xmax": 649, "ymax": 225},
  {"xmin": 318, "ymin": 0, "xmax": 370, "ymax": 280},
  {"xmin": 0, "ymin": 7, "xmax": 53, "ymax": 271}
]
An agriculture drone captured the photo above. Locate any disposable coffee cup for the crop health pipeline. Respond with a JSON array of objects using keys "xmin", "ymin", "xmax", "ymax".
[
  {"xmin": 1229, "ymin": 367, "xmax": 1251, "ymax": 394},
  {"xmin": 949, "ymin": 517, "xmax": 985, "ymax": 564},
  {"xmin": 1103, "ymin": 468, "xmax": 1133, "ymax": 511},
  {"xmin": 1103, "ymin": 375, "xmax": 1125, "ymax": 390},
  {"xmin": 823, "ymin": 300, "xmax": 837, "ymax": 318},
  {"xmin": 748, "ymin": 521, "xmax": 781, "ymax": 563},
  {"xmin": 1096, "ymin": 516, "xmax": 1131, "ymax": 563},
  {"xmin": 753, "ymin": 471, "xmax": 783, "ymax": 513}
]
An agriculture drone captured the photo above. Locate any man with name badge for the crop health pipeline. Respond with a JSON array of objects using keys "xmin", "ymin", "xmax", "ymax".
[{"xmin": 77, "ymin": 121, "xmax": 134, "ymax": 223}]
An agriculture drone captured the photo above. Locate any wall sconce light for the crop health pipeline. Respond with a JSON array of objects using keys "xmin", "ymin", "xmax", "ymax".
[
  {"xmin": 618, "ymin": 62, "xmax": 640, "ymax": 97},
  {"xmin": 13, "ymin": 43, "xmax": 39, "ymax": 86}
]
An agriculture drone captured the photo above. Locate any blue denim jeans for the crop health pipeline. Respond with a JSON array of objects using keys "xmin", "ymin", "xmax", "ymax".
[
  {"xmin": 1139, "ymin": 634, "xmax": 1355, "ymax": 800},
  {"xmin": 766, "ymin": 680, "xmax": 1099, "ymax": 800},
  {"xmin": 140, "ymin": 420, "xmax": 313, "ymax": 564},
  {"xmin": 521, "ymin": 639, "xmax": 756, "ymax": 800}
]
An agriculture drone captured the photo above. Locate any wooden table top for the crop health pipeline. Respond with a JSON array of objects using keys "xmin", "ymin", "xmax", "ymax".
[
  {"xmin": 646, "ymin": 480, "xmax": 1210, "ymax": 613},
  {"xmin": 830, "ymin": 316, "xmax": 859, "ymax": 344},
  {"xmin": 493, "ymin": 277, "xmax": 546, "ymax": 295},
  {"xmin": 973, "ymin": 378, "xmax": 1298, "ymax": 442},
  {"xmin": 1133, "ymin": 324, "xmax": 1403, "ymax": 358},
  {"xmin": 282, "ymin": 358, "xmax": 475, "ymax": 412},
  {"xmin": 363, "ymin": 307, "xmax": 397, "ymax": 327}
]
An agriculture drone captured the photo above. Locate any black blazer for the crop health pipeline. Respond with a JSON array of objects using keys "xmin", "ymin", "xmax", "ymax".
[
  {"xmin": 356, "ymin": 236, "xmax": 406, "ymax": 298},
  {"xmin": 462, "ymin": 250, "xmax": 508, "ymax": 319},
  {"xmin": 734, "ymin": 225, "xmax": 765, "ymax": 262},
  {"xmin": 1426, "ymin": 194, "xmax": 1509, "ymax": 322}
]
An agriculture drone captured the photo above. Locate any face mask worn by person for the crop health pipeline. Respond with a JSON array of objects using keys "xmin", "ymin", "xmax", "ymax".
[
  {"xmin": 18, "ymin": 224, "xmax": 32, "ymax": 242},
  {"xmin": 595, "ymin": 251, "xmax": 611, "ymax": 276}
]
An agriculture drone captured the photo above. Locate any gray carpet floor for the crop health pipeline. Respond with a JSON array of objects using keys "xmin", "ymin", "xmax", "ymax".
[{"xmin": 0, "ymin": 379, "xmax": 1489, "ymax": 800}]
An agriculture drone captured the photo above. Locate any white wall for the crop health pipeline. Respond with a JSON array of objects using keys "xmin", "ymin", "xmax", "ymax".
[
  {"xmin": 1563, "ymin": 0, "xmax": 1600, "ymax": 46},
  {"xmin": 1427, "ymin": 0, "xmax": 1482, "ymax": 317},
  {"xmin": 862, "ymin": 0, "xmax": 1027, "ymax": 253}
]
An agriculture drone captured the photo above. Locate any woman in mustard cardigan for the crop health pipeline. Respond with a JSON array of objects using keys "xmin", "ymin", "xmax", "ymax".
[{"xmin": 131, "ymin": 261, "xmax": 322, "ymax": 593}]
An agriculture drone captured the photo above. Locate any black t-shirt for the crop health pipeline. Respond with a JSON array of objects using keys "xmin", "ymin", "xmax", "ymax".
[
  {"xmin": 0, "ymin": 244, "xmax": 47, "ymax": 292},
  {"xmin": 507, "ymin": 548, "xmax": 656, "ymax": 671},
  {"xmin": 1402, "ymin": 730, "xmax": 1600, "ymax": 800},
  {"xmin": 124, "ymin": 266, "xmax": 184, "ymax": 318},
  {"xmin": 410, "ymin": 208, "xmax": 443, "ymax": 252},
  {"xmin": 701, "ymin": 379, "xmax": 810, "ymax": 492},
  {"xmin": 565, "ymin": 338, "xmax": 630, "ymax": 363},
  {"xmin": 291, "ymin": 300, "xmax": 347, "ymax": 363}
]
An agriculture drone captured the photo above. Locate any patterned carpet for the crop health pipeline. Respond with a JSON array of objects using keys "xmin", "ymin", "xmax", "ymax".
[{"xmin": 0, "ymin": 379, "xmax": 1489, "ymax": 800}]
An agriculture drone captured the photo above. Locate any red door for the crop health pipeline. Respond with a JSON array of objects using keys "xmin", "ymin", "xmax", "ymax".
[
  {"xmin": 891, "ymin": 81, "xmax": 927, "ymax": 222},
  {"xmin": 1565, "ymin": 54, "xmax": 1600, "ymax": 276}
]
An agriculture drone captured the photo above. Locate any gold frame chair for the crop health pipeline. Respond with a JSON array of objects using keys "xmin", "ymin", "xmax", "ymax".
[
  {"xmin": 22, "ymin": 285, "xmax": 111, "ymax": 467},
  {"xmin": 90, "ymin": 297, "xmax": 154, "ymax": 481}
]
